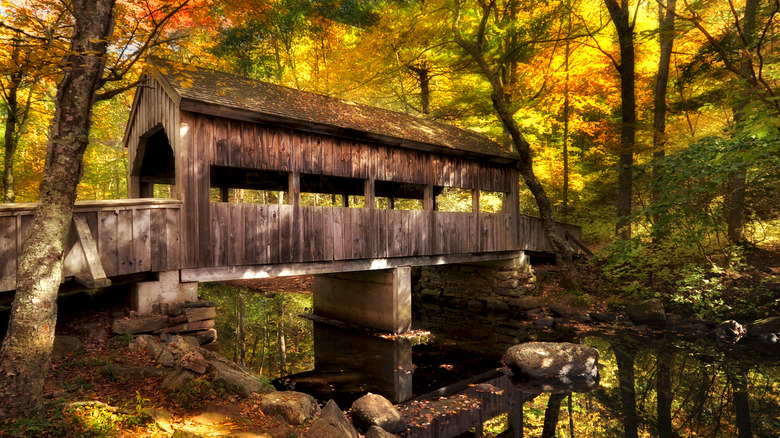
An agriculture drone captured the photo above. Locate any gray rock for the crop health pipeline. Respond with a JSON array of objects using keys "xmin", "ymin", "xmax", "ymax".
[
  {"xmin": 157, "ymin": 348, "xmax": 175, "ymax": 367},
  {"xmin": 625, "ymin": 299, "xmax": 666, "ymax": 328},
  {"xmin": 112, "ymin": 315, "xmax": 168, "ymax": 334},
  {"xmin": 533, "ymin": 316, "xmax": 555, "ymax": 328},
  {"xmin": 365, "ymin": 425, "xmax": 398, "ymax": 438},
  {"xmin": 717, "ymin": 320, "xmax": 746, "ymax": 338},
  {"xmin": 591, "ymin": 312, "xmax": 619, "ymax": 323},
  {"xmin": 549, "ymin": 294, "xmax": 589, "ymax": 317},
  {"xmin": 752, "ymin": 316, "xmax": 780, "ymax": 333},
  {"xmin": 350, "ymin": 393, "xmax": 406, "ymax": 434},
  {"xmin": 162, "ymin": 368, "xmax": 196, "ymax": 392},
  {"xmin": 306, "ymin": 400, "xmax": 358, "ymax": 438},
  {"xmin": 757, "ymin": 333, "xmax": 777, "ymax": 343},
  {"xmin": 209, "ymin": 361, "xmax": 269, "ymax": 398},
  {"xmin": 260, "ymin": 391, "xmax": 320, "ymax": 425},
  {"xmin": 504, "ymin": 342, "xmax": 599, "ymax": 380},
  {"xmin": 52, "ymin": 336, "xmax": 83, "ymax": 359},
  {"xmin": 512, "ymin": 297, "xmax": 543, "ymax": 311},
  {"xmin": 672, "ymin": 323, "xmax": 708, "ymax": 334},
  {"xmin": 179, "ymin": 350, "xmax": 208, "ymax": 374}
]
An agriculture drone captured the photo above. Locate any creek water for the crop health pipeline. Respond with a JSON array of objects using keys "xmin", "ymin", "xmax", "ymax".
[{"xmin": 201, "ymin": 283, "xmax": 780, "ymax": 437}]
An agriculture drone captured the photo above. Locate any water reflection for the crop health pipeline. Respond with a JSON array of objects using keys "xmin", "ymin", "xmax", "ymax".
[{"xmin": 203, "ymin": 284, "xmax": 780, "ymax": 437}]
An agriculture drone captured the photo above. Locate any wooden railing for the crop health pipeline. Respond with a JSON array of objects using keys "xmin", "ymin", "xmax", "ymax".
[
  {"xmin": 207, "ymin": 203, "xmax": 519, "ymax": 267},
  {"xmin": 518, "ymin": 215, "xmax": 584, "ymax": 254},
  {"xmin": 0, "ymin": 199, "xmax": 181, "ymax": 292}
]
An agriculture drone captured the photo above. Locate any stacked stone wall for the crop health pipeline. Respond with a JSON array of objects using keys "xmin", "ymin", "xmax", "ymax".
[{"xmin": 413, "ymin": 255, "xmax": 536, "ymax": 312}]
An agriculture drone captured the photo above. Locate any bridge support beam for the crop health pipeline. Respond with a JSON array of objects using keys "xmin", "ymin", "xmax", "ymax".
[
  {"xmin": 313, "ymin": 267, "xmax": 412, "ymax": 333},
  {"xmin": 131, "ymin": 270, "xmax": 198, "ymax": 315}
]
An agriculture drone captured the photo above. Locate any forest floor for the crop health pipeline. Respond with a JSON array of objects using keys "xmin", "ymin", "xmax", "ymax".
[{"xmin": 1, "ymin": 244, "xmax": 777, "ymax": 437}]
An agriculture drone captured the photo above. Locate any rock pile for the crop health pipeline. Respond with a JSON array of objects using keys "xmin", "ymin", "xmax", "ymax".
[{"xmin": 112, "ymin": 300, "xmax": 218, "ymax": 349}]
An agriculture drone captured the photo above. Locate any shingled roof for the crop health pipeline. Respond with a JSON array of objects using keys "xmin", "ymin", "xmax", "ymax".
[{"xmin": 148, "ymin": 59, "xmax": 518, "ymax": 161}]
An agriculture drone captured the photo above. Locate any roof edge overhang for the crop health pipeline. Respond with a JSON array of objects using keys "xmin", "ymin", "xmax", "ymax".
[{"xmin": 179, "ymin": 97, "xmax": 520, "ymax": 166}]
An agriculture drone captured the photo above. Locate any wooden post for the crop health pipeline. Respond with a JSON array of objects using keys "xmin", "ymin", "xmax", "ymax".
[
  {"xmin": 342, "ymin": 194, "xmax": 349, "ymax": 208},
  {"xmin": 472, "ymin": 189, "xmax": 480, "ymax": 213},
  {"xmin": 288, "ymin": 172, "xmax": 300, "ymax": 206},
  {"xmin": 220, "ymin": 187, "xmax": 229, "ymax": 202},
  {"xmin": 424, "ymin": 184, "xmax": 434, "ymax": 211},
  {"xmin": 365, "ymin": 178, "xmax": 375, "ymax": 209}
]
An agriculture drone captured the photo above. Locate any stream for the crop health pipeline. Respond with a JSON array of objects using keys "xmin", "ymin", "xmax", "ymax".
[{"xmin": 200, "ymin": 283, "xmax": 780, "ymax": 437}]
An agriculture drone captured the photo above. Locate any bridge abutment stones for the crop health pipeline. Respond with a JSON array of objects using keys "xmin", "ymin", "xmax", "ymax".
[
  {"xmin": 414, "ymin": 254, "xmax": 536, "ymax": 311},
  {"xmin": 130, "ymin": 270, "xmax": 199, "ymax": 315},
  {"xmin": 313, "ymin": 267, "xmax": 412, "ymax": 334}
]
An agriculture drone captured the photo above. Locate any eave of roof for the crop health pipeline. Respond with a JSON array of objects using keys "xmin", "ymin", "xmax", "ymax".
[{"xmin": 147, "ymin": 58, "xmax": 520, "ymax": 162}]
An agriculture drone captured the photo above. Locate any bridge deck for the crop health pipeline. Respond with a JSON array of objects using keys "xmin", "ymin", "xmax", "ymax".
[{"xmin": 0, "ymin": 199, "xmax": 581, "ymax": 292}]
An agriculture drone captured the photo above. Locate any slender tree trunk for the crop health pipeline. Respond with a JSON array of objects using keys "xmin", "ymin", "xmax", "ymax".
[
  {"xmin": 235, "ymin": 291, "xmax": 246, "ymax": 366},
  {"xmin": 452, "ymin": 9, "xmax": 582, "ymax": 289},
  {"xmin": 2, "ymin": 77, "xmax": 19, "ymax": 203},
  {"xmin": 652, "ymin": 0, "xmax": 677, "ymax": 232},
  {"xmin": 604, "ymin": 0, "xmax": 636, "ymax": 240},
  {"xmin": 278, "ymin": 318, "xmax": 287, "ymax": 377},
  {"xmin": 728, "ymin": 365, "xmax": 753, "ymax": 438},
  {"xmin": 542, "ymin": 393, "xmax": 567, "ymax": 438},
  {"xmin": 615, "ymin": 345, "xmax": 639, "ymax": 438},
  {"xmin": 728, "ymin": 0, "xmax": 760, "ymax": 245},
  {"xmin": 0, "ymin": 0, "xmax": 116, "ymax": 419},
  {"xmin": 656, "ymin": 351, "xmax": 675, "ymax": 437},
  {"xmin": 568, "ymin": 393, "xmax": 576, "ymax": 438},
  {"xmin": 410, "ymin": 63, "xmax": 431, "ymax": 114}
]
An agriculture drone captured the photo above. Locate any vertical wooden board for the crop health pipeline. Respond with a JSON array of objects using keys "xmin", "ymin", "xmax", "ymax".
[
  {"xmin": 265, "ymin": 129, "xmax": 278, "ymax": 170},
  {"xmin": 388, "ymin": 210, "xmax": 401, "ymax": 257},
  {"xmin": 374, "ymin": 146, "xmax": 385, "ymax": 182},
  {"xmin": 356, "ymin": 209, "xmax": 369, "ymax": 259},
  {"xmin": 266, "ymin": 204, "xmax": 281, "ymax": 263},
  {"xmin": 211, "ymin": 203, "xmax": 229, "ymax": 267},
  {"xmin": 321, "ymin": 137, "xmax": 333, "ymax": 175},
  {"xmin": 341, "ymin": 208, "xmax": 353, "ymax": 259},
  {"xmin": 291, "ymin": 134, "xmax": 301, "ymax": 172},
  {"xmin": 0, "ymin": 216, "xmax": 17, "ymax": 291},
  {"xmin": 278, "ymin": 204, "xmax": 292, "ymax": 262},
  {"xmin": 166, "ymin": 208, "xmax": 181, "ymax": 270},
  {"xmin": 197, "ymin": 114, "xmax": 212, "ymax": 269},
  {"xmin": 244, "ymin": 204, "xmax": 257, "ymax": 264},
  {"xmin": 99, "ymin": 211, "xmax": 119, "ymax": 277},
  {"xmin": 312, "ymin": 135, "xmax": 324, "ymax": 174},
  {"xmin": 301, "ymin": 207, "xmax": 312, "ymax": 262},
  {"xmin": 116, "ymin": 210, "xmax": 134, "ymax": 275},
  {"xmin": 322, "ymin": 207, "xmax": 334, "ymax": 261},
  {"xmin": 311, "ymin": 207, "xmax": 324, "ymax": 261},
  {"xmin": 132, "ymin": 209, "xmax": 151, "ymax": 272},
  {"xmin": 244, "ymin": 122, "xmax": 257, "ymax": 169},
  {"xmin": 17, "ymin": 215, "xmax": 32, "ymax": 255},
  {"xmin": 228, "ymin": 120, "xmax": 242, "ymax": 168},
  {"xmin": 179, "ymin": 111, "xmax": 196, "ymax": 268},
  {"xmin": 229, "ymin": 203, "xmax": 245, "ymax": 266},
  {"xmin": 150, "ymin": 209, "xmax": 167, "ymax": 271},
  {"xmin": 331, "ymin": 208, "xmax": 344, "ymax": 260},
  {"xmin": 279, "ymin": 129, "xmax": 292, "ymax": 171},
  {"xmin": 214, "ymin": 116, "xmax": 229, "ymax": 166},
  {"xmin": 257, "ymin": 126, "xmax": 268, "ymax": 169},
  {"xmin": 375, "ymin": 208, "xmax": 386, "ymax": 258},
  {"xmin": 251, "ymin": 205, "xmax": 264, "ymax": 264}
]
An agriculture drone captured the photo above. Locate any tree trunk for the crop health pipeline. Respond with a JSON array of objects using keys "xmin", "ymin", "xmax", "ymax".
[
  {"xmin": 604, "ymin": 0, "xmax": 636, "ymax": 239},
  {"xmin": 410, "ymin": 63, "xmax": 431, "ymax": 115},
  {"xmin": 615, "ymin": 344, "xmax": 639, "ymax": 438},
  {"xmin": 0, "ymin": 0, "xmax": 116, "ymax": 419},
  {"xmin": 728, "ymin": 0, "xmax": 760, "ymax": 245},
  {"xmin": 452, "ymin": 11, "xmax": 582, "ymax": 289},
  {"xmin": 656, "ymin": 351, "xmax": 675, "ymax": 437},
  {"xmin": 542, "ymin": 393, "xmax": 567, "ymax": 438},
  {"xmin": 277, "ymin": 318, "xmax": 287, "ymax": 378},
  {"xmin": 652, "ymin": 0, "xmax": 677, "ymax": 233},
  {"xmin": 235, "ymin": 291, "xmax": 246, "ymax": 366},
  {"xmin": 2, "ymin": 76, "xmax": 20, "ymax": 203}
]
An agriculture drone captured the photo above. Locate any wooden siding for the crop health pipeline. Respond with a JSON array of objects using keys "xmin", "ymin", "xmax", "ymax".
[
  {"xmin": 204, "ymin": 115, "xmax": 515, "ymax": 193},
  {"xmin": 205, "ymin": 203, "xmax": 519, "ymax": 267},
  {"xmin": 0, "ymin": 199, "xmax": 181, "ymax": 292},
  {"xmin": 518, "ymin": 215, "xmax": 583, "ymax": 254}
]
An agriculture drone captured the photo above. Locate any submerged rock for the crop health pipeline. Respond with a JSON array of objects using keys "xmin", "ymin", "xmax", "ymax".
[
  {"xmin": 625, "ymin": 299, "xmax": 666, "ymax": 328},
  {"xmin": 260, "ymin": 391, "xmax": 320, "ymax": 425},
  {"xmin": 504, "ymin": 342, "xmax": 599, "ymax": 380},
  {"xmin": 350, "ymin": 393, "xmax": 406, "ymax": 434},
  {"xmin": 752, "ymin": 316, "xmax": 780, "ymax": 334}
]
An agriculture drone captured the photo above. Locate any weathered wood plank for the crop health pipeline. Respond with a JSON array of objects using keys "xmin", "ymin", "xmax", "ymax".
[
  {"xmin": 99, "ymin": 211, "xmax": 119, "ymax": 277},
  {"xmin": 228, "ymin": 203, "xmax": 245, "ymax": 266},
  {"xmin": 332, "ymin": 208, "xmax": 344, "ymax": 260},
  {"xmin": 132, "ymin": 208, "xmax": 151, "ymax": 272},
  {"xmin": 267, "ymin": 204, "xmax": 281, "ymax": 264},
  {"xmin": 278, "ymin": 204, "xmax": 293, "ymax": 262},
  {"xmin": 73, "ymin": 216, "xmax": 111, "ymax": 288},
  {"xmin": 212, "ymin": 202, "xmax": 229, "ymax": 267}
]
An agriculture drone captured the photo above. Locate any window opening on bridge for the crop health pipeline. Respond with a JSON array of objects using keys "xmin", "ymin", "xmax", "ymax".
[
  {"xmin": 134, "ymin": 127, "xmax": 175, "ymax": 198},
  {"xmin": 375, "ymin": 181, "xmax": 425, "ymax": 210},
  {"xmin": 479, "ymin": 191, "xmax": 505, "ymax": 213},
  {"xmin": 210, "ymin": 166, "xmax": 289, "ymax": 204},
  {"xmin": 436, "ymin": 187, "xmax": 472, "ymax": 212},
  {"xmin": 300, "ymin": 174, "xmax": 365, "ymax": 208}
]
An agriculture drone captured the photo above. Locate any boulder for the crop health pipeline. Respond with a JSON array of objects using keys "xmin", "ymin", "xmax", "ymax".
[
  {"xmin": 306, "ymin": 400, "xmax": 358, "ymax": 438},
  {"xmin": 625, "ymin": 299, "xmax": 666, "ymax": 328},
  {"xmin": 533, "ymin": 316, "xmax": 555, "ymax": 328},
  {"xmin": 716, "ymin": 320, "xmax": 746, "ymax": 338},
  {"xmin": 191, "ymin": 402, "xmax": 242, "ymax": 425},
  {"xmin": 350, "ymin": 393, "xmax": 406, "ymax": 434},
  {"xmin": 52, "ymin": 336, "xmax": 83, "ymax": 359},
  {"xmin": 209, "ymin": 361, "xmax": 269, "ymax": 398},
  {"xmin": 757, "ymin": 333, "xmax": 777, "ymax": 343},
  {"xmin": 260, "ymin": 391, "xmax": 320, "ymax": 425},
  {"xmin": 162, "ymin": 368, "xmax": 196, "ymax": 392},
  {"xmin": 179, "ymin": 350, "xmax": 208, "ymax": 374},
  {"xmin": 102, "ymin": 363, "xmax": 164, "ymax": 381},
  {"xmin": 752, "ymin": 316, "xmax": 780, "ymax": 334},
  {"xmin": 504, "ymin": 342, "xmax": 599, "ymax": 380},
  {"xmin": 511, "ymin": 297, "xmax": 544, "ymax": 311},
  {"xmin": 549, "ymin": 294, "xmax": 589, "ymax": 317},
  {"xmin": 143, "ymin": 407, "xmax": 173, "ymax": 433},
  {"xmin": 365, "ymin": 425, "xmax": 398, "ymax": 438}
]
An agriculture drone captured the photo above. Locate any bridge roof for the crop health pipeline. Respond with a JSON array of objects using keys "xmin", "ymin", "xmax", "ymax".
[{"xmin": 147, "ymin": 59, "xmax": 519, "ymax": 161}]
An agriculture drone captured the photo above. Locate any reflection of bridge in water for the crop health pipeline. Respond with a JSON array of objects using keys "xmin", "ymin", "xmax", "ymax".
[{"xmin": 0, "ymin": 58, "xmax": 584, "ymax": 334}]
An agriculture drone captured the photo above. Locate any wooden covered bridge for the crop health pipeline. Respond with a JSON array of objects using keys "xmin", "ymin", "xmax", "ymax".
[{"xmin": 0, "ymin": 59, "xmax": 582, "ymax": 332}]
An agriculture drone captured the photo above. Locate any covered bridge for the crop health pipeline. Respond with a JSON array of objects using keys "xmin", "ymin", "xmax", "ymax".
[{"xmin": 0, "ymin": 59, "xmax": 582, "ymax": 332}]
